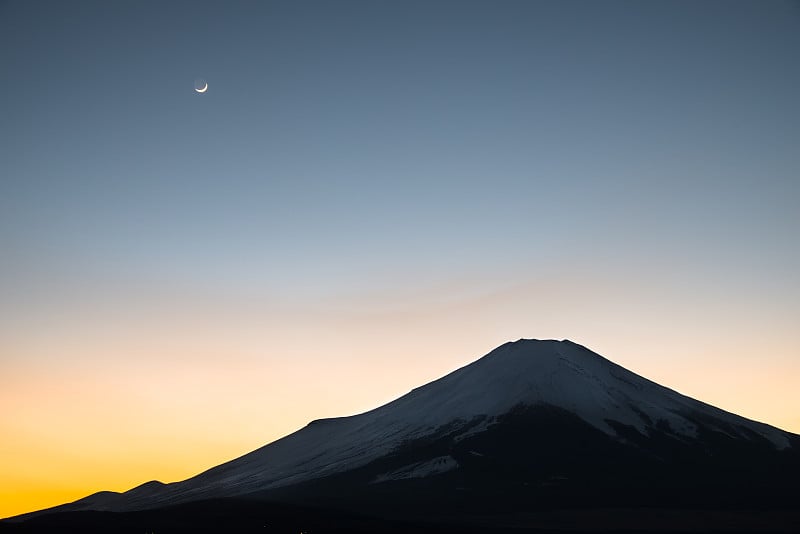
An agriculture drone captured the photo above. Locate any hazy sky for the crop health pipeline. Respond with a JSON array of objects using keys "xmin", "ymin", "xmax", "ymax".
[{"xmin": 1, "ymin": 0, "xmax": 799, "ymax": 518}]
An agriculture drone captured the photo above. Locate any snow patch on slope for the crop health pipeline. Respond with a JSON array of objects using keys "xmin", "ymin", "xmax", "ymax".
[{"xmin": 372, "ymin": 455, "xmax": 459, "ymax": 483}]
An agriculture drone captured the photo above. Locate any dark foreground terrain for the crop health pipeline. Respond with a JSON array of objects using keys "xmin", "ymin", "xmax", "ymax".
[{"xmin": 3, "ymin": 497, "xmax": 800, "ymax": 534}]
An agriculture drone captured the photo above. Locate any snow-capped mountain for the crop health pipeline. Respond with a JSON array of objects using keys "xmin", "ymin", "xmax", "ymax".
[{"xmin": 15, "ymin": 339, "xmax": 800, "ymax": 520}]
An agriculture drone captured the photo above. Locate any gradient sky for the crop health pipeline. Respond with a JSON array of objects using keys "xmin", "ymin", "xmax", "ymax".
[{"xmin": 1, "ymin": 0, "xmax": 799, "ymax": 519}]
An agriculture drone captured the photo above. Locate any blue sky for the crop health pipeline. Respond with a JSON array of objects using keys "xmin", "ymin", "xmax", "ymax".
[{"xmin": 4, "ymin": 1, "xmax": 798, "ymax": 300}]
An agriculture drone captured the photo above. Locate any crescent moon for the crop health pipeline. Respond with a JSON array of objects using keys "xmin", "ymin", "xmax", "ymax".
[{"xmin": 195, "ymin": 82, "xmax": 208, "ymax": 93}]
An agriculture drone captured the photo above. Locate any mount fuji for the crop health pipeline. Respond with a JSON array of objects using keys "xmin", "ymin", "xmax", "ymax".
[{"xmin": 6, "ymin": 339, "xmax": 800, "ymax": 532}]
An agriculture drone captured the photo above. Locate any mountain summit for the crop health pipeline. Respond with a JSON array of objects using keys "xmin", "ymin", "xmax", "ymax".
[{"xmin": 9, "ymin": 339, "xmax": 800, "ymax": 529}]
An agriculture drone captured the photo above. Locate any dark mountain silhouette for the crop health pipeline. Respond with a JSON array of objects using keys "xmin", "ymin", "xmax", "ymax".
[{"xmin": 5, "ymin": 339, "xmax": 800, "ymax": 532}]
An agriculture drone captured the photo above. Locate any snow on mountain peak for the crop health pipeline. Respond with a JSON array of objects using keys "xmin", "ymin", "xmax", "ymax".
[{"xmin": 362, "ymin": 338, "xmax": 789, "ymax": 449}]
